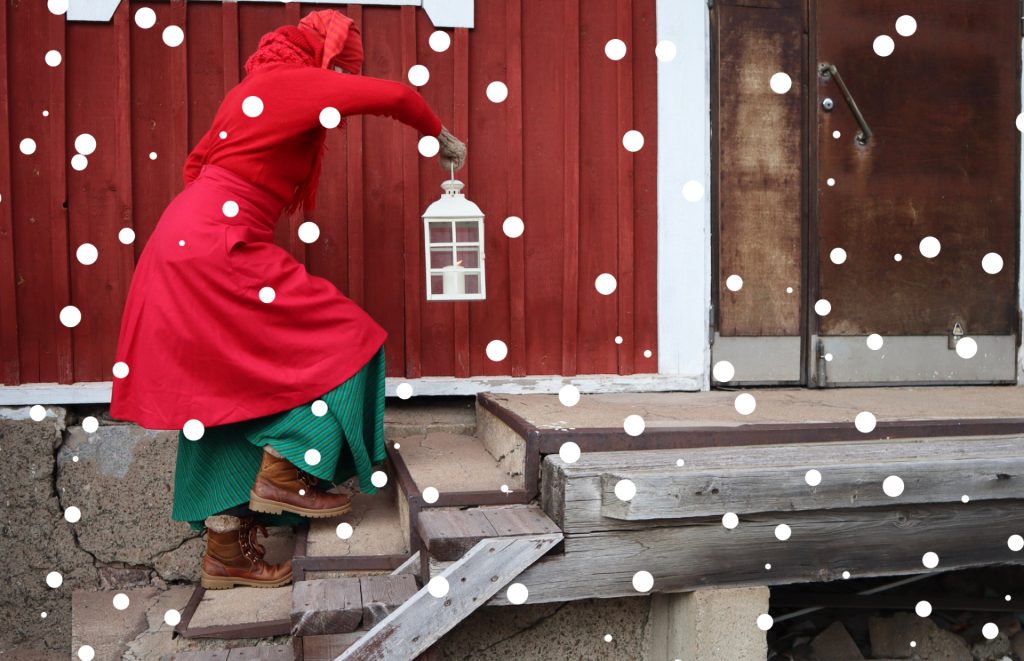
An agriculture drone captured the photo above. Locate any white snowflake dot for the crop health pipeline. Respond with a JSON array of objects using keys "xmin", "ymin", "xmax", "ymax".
[
  {"xmin": 371, "ymin": 470, "xmax": 388, "ymax": 488},
  {"xmin": 605, "ymin": 39, "xmax": 627, "ymax": 61},
  {"xmin": 559, "ymin": 384, "xmax": 581, "ymax": 407},
  {"xmin": 298, "ymin": 221, "xmax": 320, "ymax": 243},
  {"xmin": 486, "ymin": 81, "xmax": 509, "ymax": 103},
  {"xmin": 882, "ymin": 475, "xmax": 904, "ymax": 497},
  {"xmin": 429, "ymin": 31, "xmax": 451, "ymax": 53},
  {"xmin": 113, "ymin": 593, "xmax": 130, "ymax": 610},
  {"xmin": 559, "ymin": 441, "xmax": 581, "ymax": 464},
  {"xmin": 162, "ymin": 25, "xmax": 185, "ymax": 48},
  {"xmin": 632, "ymin": 570, "xmax": 653, "ymax": 592},
  {"xmin": 336, "ymin": 522, "xmax": 353, "ymax": 539},
  {"xmin": 305, "ymin": 449, "xmax": 321, "ymax": 466},
  {"xmin": 756, "ymin": 614, "xmax": 773, "ymax": 631},
  {"xmin": 423, "ymin": 486, "xmax": 440, "ymax": 504},
  {"xmin": 112, "ymin": 361, "xmax": 130, "ymax": 379},
  {"xmin": 183, "ymin": 419, "xmax": 205, "ymax": 441},
  {"xmin": 60, "ymin": 305, "xmax": 82, "ymax": 328},
  {"xmin": 506, "ymin": 582, "xmax": 529, "ymax": 604},
  {"xmin": 396, "ymin": 382, "xmax": 414, "ymax": 400},
  {"xmin": 486, "ymin": 339, "xmax": 509, "ymax": 362},
  {"xmin": 134, "ymin": 7, "xmax": 156, "ymax": 29},
  {"xmin": 319, "ymin": 106, "xmax": 342, "ymax": 129},
  {"xmin": 408, "ymin": 64, "xmax": 430, "ymax": 87},
  {"xmin": 242, "ymin": 95, "xmax": 264, "ymax": 118},
  {"xmin": 622, "ymin": 130, "xmax": 644, "ymax": 152},
  {"xmin": 311, "ymin": 400, "xmax": 328, "ymax": 416},
  {"xmin": 595, "ymin": 273, "xmax": 618, "ymax": 295},
  {"xmin": 623, "ymin": 414, "xmax": 645, "ymax": 436}
]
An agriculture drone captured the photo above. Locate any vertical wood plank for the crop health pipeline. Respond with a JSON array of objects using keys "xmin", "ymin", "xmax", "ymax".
[
  {"xmin": 521, "ymin": 0, "xmax": 569, "ymax": 376},
  {"xmin": 560, "ymin": 0, "xmax": 581, "ymax": 377},
  {"xmin": 50, "ymin": 3, "xmax": 73, "ymax": 384},
  {"xmin": 452, "ymin": 27, "xmax": 471, "ymax": 377},
  {"xmin": 360, "ymin": 6, "xmax": 407, "ymax": 372},
  {"xmin": 505, "ymin": 0, "xmax": 527, "ymax": 378},
  {"xmin": 615, "ymin": 0, "xmax": 635, "ymax": 376},
  {"xmin": 400, "ymin": 6, "xmax": 423, "ymax": 379},
  {"xmin": 309, "ymin": 6, "xmax": 353, "ymax": 297},
  {"xmin": 346, "ymin": 4, "xmax": 366, "ymax": 307},
  {"xmin": 222, "ymin": 0, "xmax": 240, "ymax": 93},
  {"xmin": 576, "ymin": 0, "xmax": 619, "ymax": 376},
  {"xmin": 0, "ymin": 0, "xmax": 20, "ymax": 384},
  {"xmin": 414, "ymin": 9, "xmax": 455, "ymax": 377},
  {"xmin": 67, "ymin": 2, "xmax": 134, "ymax": 382},
  {"xmin": 631, "ymin": 0, "xmax": 659, "ymax": 372}
]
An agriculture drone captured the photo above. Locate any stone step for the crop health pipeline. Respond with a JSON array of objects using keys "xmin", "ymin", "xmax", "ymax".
[
  {"xmin": 297, "ymin": 460, "xmax": 412, "ymax": 579},
  {"xmin": 387, "ymin": 431, "xmax": 525, "ymax": 506},
  {"xmin": 186, "ymin": 586, "xmax": 293, "ymax": 638}
]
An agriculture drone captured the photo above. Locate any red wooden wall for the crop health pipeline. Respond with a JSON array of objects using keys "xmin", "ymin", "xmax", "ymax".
[{"xmin": 0, "ymin": 0, "xmax": 658, "ymax": 385}]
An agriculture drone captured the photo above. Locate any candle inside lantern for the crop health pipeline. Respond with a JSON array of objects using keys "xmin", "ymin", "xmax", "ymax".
[{"xmin": 442, "ymin": 261, "xmax": 466, "ymax": 295}]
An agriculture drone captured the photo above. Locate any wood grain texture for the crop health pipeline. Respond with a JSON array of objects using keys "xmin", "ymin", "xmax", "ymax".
[
  {"xmin": 359, "ymin": 574, "xmax": 418, "ymax": 628},
  {"xmin": 486, "ymin": 502, "xmax": 1024, "ymax": 605},
  {"xmin": 543, "ymin": 435, "xmax": 1024, "ymax": 531},
  {"xmin": 715, "ymin": 2, "xmax": 804, "ymax": 336},
  {"xmin": 0, "ymin": 0, "xmax": 19, "ymax": 384},
  {"xmin": 291, "ymin": 577, "xmax": 363, "ymax": 636},
  {"xmin": 2, "ymin": 2, "xmax": 660, "ymax": 385},
  {"xmin": 814, "ymin": 0, "xmax": 1019, "ymax": 336}
]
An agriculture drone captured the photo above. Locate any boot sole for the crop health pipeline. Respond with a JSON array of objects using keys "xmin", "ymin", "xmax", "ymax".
[
  {"xmin": 200, "ymin": 570, "xmax": 293, "ymax": 590},
  {"xmin": 248, "ymin": 491, "xmax": 353, "ymax": 518}
]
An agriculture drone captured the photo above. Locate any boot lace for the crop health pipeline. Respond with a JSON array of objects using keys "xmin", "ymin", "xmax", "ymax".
[
  {"xmin": 296, "ymin": 468, "xmax": 318, "ymax": 493},
  {"xmin": 238, "ymin": 518, "xmax": 269, "ymax": 565}
]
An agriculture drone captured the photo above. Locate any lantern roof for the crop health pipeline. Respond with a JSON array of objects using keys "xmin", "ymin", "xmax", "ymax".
[{"xmin": 422, "ymin": 179, "xmax": 484, "ymax": 219}]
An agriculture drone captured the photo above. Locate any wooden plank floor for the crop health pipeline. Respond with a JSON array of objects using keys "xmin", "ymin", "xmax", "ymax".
[{"xmin": 484, "ymin": 387, "xmax": 1024, "ymax": 429}]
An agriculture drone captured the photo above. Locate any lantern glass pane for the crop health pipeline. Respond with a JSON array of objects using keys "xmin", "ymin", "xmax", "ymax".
[
  {"xmin": 455, "ymin": 247, "xmax": 480, "ymax": 268},
  {"xmin": 454, "ymin": 220, "xmax": 479, "ymax": 243},
  {"xmin": 430, "ymin": 247, "xmax": 455, "ymax": 268},
  {"xmin": 428, "ymin": 221, "xmax": 453, "ymax": 244},
  {"xmin": 464, "ymin": 273, "xmax": 480, "ymax": 294}
]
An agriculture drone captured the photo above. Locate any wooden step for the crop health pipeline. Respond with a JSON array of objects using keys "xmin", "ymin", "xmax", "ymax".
[
  {"xmin": 163, "ymin": 644, "xmax": 292, "ymax": 660},
  {"xmin": 416, "ymin": 504, "xmax": 562, "ymax": 560},
  {"xmin": 291, "ymin": 575, "xmax": 418, "ymax": 636}
]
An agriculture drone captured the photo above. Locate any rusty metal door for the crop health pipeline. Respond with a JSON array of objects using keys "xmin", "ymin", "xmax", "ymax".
[{"xmin": 809, "ymin": 0, "xmax": 1021, "ymax": 386}]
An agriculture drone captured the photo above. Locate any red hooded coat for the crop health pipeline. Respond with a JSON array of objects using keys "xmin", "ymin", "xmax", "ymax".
[{"xmin": 109, "ymin": 22, "xmax": 442, "ymax": 430}]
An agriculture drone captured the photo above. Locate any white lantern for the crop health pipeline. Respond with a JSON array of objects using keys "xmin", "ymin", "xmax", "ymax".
[{"xmin": 422, "ymin": 178, "xmax": 486, "ymax": 300}]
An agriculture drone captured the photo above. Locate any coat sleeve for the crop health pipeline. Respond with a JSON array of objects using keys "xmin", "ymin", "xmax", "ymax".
[{"xmin": 299, "ymin": 69, "xmax": 444, "ymax": 138}]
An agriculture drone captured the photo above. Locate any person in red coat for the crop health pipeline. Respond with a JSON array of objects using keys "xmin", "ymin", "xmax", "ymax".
[{"xmin": 109, "ymin": 9, "xmax": 466, "ymax": 589}]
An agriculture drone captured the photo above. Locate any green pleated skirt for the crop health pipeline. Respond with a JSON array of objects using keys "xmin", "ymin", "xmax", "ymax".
[{"xmin": 172, "ymin": 345, "xmax": 388, "ymax": 533}]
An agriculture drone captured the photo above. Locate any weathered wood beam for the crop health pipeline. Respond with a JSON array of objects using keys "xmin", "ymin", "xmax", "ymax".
[
  {"xmin": 486, "ymin": 502, "xmax": 1024, "ymax": 605},
  {"xmin": 543, "ymin": 436, "xmax": 1024, "ymax": 532}
]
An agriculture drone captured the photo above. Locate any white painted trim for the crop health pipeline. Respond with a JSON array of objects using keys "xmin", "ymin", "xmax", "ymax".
[
  {"xmin": 0, "ymin": 374, "xmax": 702, "ymax": 406},
  {"xmin": 67, "ymin": 0, "xmax": 475, "ymax": 28},
  {"xmin": 655, "ymin": 0, "xmax": 711, "ymax": 389}
]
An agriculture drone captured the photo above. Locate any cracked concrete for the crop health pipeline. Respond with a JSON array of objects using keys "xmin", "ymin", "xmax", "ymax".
[{"xmin": 1, "ymin": 405, "xmax": 203, "ymax": 655}]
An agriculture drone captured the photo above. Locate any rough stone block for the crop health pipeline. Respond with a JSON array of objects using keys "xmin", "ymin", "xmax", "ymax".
[
  {"xmin": 811, "ymin": 621, "xmax": 865, "ymax": 660},
  {"xmin": 0, "ymin": 406, "xmax": 97, "ymax": 653},
  {"xmin": 869, "ymin": 612, "xmax": 971, "ymax": 660},
  {"xmin": 56, "ymin": 423, "xmax": 198, "ymax": 566}
]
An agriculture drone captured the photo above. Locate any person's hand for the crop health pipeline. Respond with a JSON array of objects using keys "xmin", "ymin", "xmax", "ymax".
[{"xmin": 438, "ymin": 126, "xmax": 467, "ymax": 174}]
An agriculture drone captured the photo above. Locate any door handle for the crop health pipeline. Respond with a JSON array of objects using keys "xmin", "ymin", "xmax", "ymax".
[{"xmin": 820, "ymin": 63, "xmax": 873, "ymax": 145}]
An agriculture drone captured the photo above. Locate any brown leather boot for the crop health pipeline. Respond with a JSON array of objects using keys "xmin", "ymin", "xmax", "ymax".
[
  {"xmin": 248, "ymin": 448, "xmax": 353, "ymax": 518},
  {"xmin": 200, "ymin": 517, "xmax": 292, "ymax": 589}
]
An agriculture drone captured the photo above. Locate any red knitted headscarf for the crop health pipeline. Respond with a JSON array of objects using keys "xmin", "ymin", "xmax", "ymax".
[{"xmin": 242, "ymin": 12, "xmax": 364, "ymax": 215}]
